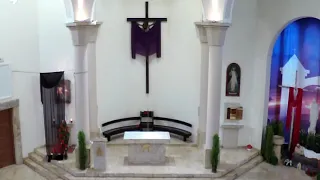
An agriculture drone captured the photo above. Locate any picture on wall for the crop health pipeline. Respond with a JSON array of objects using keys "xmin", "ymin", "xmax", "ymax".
[
  {"xmin": 225, "ymin": 63, "xmax": 241, "ymax": 96},
  {"xmin": 56, "ymin": 80, "xmax": 71, "ymax": 104}
]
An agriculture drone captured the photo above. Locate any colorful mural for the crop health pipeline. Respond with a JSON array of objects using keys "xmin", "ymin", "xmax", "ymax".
[{"xmin": 268, "ymin": 18, "xmax": 320, "ymax": 143}]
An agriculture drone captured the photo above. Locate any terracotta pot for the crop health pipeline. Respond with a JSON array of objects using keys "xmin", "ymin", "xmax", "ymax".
[{"xmin": 273, "ymin": 135, "xmax": 285, "ymax": 145}]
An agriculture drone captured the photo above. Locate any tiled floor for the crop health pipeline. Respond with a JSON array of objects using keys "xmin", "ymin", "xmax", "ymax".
[
  {"xmin": 0, "ymin": 163, "xmax": 313, "ymax": 180},
  {"xmin": 0, "ymin": 164, "xmax": 46, "ymax": 180}
]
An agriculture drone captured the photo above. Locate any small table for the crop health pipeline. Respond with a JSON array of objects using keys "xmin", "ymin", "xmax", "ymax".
[
  {"xmin": 221, "ymin": 121, "xmax": 244, "ymax": 148},
  {"xmin": 124, "ymin": 131, "xmax": 170, "ymax": 165}
]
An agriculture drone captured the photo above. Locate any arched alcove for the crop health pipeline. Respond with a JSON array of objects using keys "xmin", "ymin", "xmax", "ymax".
[{"xmin": 267, "ymin": 17, "xmax": 320, "ymax": 143}]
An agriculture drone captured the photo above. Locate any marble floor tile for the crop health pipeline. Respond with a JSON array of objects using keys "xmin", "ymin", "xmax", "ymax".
[
  {"xmin": 237, "ymin": 162, "xmax": 312, "ymax": 180},
  {"xmin": 0, "ymin": 162, "xmax": 315, "ymax": 180},
  {"xmin": 0, "ymin": 164, "xmax": 46, "ymax": 180}
]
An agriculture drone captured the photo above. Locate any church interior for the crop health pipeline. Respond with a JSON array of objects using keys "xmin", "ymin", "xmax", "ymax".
[{"xmin": 0, "ymin": 0, "xmax": 319, "ymax": 179}]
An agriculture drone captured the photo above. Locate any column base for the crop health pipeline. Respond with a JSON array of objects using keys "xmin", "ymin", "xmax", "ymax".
[
  {"xmin": 197, "ymin": 131, "xmax": 206, "ymax": 148},
  {"xmin": 204, "ymin": 149, "xmax": 212, "ymax": 169}
]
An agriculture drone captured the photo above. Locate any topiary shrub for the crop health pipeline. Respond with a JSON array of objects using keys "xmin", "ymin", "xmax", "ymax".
[
  {"xmin": 270, "ymin": 155, "xmax": 278, "ymax": 165},
  {"xmin": 264, "ymin": 125, "xmax": 274, "ymax": 163},
  {"xmin": 78, "ymin": 131, "xmax": 87, "ymax": 170},
  {"xmin": 211, "ymin": 134, "xmax": 220, "ymax": 173},
  {"xmin": 299, "ymin": 130, "xmax": 308, "ymax": 147},
  {"xmin": 307, "ymin": 132, "xmax": 316, "ymax": 152},
  {"xmin": 270, "ymin": 120, "xmax": 284, "ymax": 136}
]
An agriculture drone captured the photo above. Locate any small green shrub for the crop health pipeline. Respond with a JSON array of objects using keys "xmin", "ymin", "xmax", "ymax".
[
  {"xmin": 299, "ymin": 130, "xmax": 308, "ymax": 147},
  {"xmin": 78, "ymin": 131, "xmax": 87, "ymax": 170},
  {"xmin": 264, "ymin": 125, "xmax": 274, "ymax": 163},
  {"xmin": 270, "ymin": 155, "xmax": 278, "ymax": 165},
  {"xmin": 270, "ymin": 120, "xmax": 284, "ymax": 136},
  {"xmin": 317, "ymin": 173, "xmax": 320, "ymax": 180},
  {"xmin": 211, "ymin": 134, "xmax": 220, "ymax": 173},
  {"xmin": 307, "ymin": 133, "xmax": 316, "ymax": 151}
]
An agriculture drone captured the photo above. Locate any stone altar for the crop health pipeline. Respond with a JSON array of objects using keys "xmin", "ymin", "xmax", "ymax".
[{"xmin": 124, "ymin": 131, "xmax": 170, "ymax": 165}]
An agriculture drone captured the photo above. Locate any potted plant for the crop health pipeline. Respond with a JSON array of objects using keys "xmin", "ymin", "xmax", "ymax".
[
  {"xmin": 270, "ymin": 120, "xmax": 284, "ymax": 164},
  {"xmin": 58, "ymin": 120, "xmax": 70, "ymax": 160},
  {"xmin": 78, "ymin": 131, "xmax": 87, "ymax": 170},
  {"xmin": 211, "ymin": 134, "xmax": 220, "ymax": 173},
  {"xmin": 263, "ymin": 125, "xmax": 278, "ymax": 165}
]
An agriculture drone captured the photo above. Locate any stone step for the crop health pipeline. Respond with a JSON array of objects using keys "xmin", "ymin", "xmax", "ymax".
[
  {"xmin": 29, "ymin": 152, "xmax": 71, "ymax": 180},
  {"xmin": 223, "ymin": 155, "xmax": 264, "ymax": 180},
  {"xmin": 24, "ymin": 158, "xmax": 62, "ymax": 180}
]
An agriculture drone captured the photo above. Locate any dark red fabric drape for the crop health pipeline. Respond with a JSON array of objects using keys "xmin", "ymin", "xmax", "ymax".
[{"xmin": 286, "ymin": 87, "xmax": 303, "ymax": 156}]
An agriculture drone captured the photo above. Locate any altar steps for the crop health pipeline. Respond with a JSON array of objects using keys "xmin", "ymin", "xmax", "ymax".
[
  {"xmin": 24, "ymin": 158, "xmax": 63, "ymax": 180},
  {"xmin": 24, "ymin": 146, "xmax": 263, "ymax": 180}
]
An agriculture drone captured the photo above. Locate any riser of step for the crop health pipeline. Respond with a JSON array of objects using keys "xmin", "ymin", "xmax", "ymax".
[
  {"xmin": 29, "ymin": 152, "xmax": 71, "ymax": 180},
  {"xmin": 224, "ymin": 156, "xmax": 264, "ymax": 180},
  {"xmin": 31, "ymin": 147, "xmax": 261, "ymax": 179},
  {"xmin": 24, "ymin": 158, "xmax": 62, "ymax": 180}
]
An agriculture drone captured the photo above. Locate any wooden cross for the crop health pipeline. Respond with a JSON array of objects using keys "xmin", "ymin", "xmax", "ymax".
[{"xmin": 127, "ymin": 2, "xmax": 167, "ymax": 94}]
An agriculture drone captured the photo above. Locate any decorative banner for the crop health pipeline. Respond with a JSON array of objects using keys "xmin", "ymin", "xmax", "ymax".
[{"xmin": 268, "ymin": 17, "xmax": 320, "ymax": 143}]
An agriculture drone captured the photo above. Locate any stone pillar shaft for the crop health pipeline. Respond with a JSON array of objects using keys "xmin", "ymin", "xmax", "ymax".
[
  {"xmin": 87, "ymin": 42, "xmax": 99, "ymax": 138},
  {"xmin": 67, "ymin": 21, "xmax": 101, "ymax": 143},
  {"xmin": 205, "ymin": 45, "xmax": 223, "ymax": 149},
  {"xmin": 195, "ymin": 22, "xmax": 230, "ymax": 169},
  {"xmin": 196, "ymin": 24, "xmax": 209, "ymax": 148}
]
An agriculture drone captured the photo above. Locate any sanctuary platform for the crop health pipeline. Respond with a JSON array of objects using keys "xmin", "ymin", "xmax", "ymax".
[{"xmin": 24, "ymin": 141, "xmax": 262, "ymax": 179}]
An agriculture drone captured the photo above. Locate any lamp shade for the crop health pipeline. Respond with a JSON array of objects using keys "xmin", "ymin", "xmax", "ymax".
[
  {"xmin": 201, "ymin": 0, "xmax": 235, "ymax": 23},
  {"xmin": 64, "ymin": 0, "xmax": 96, "ymax": 23}
]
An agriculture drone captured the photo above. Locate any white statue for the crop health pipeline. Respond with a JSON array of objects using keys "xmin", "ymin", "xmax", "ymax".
[
  {"xmin": 308, "ymin": 99, "xmax": 319, "ymax": 133},
  {"xmin": 228, "ymin": 67, "xmax": 238, "ymax": 92}
]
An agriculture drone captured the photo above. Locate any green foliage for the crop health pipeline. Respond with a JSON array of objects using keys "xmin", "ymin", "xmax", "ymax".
[
  {"xmin": 317, "ymin": 173, "xmax": 320, "ymax": 180},
  {"xmin": 306, "ymin": 133, "xmax": 316, "ymax": 151},
  {"xmin": 299, "ymin": 131, "xmax": 320, "ymax": 153},
  {"xmin": 264, "ymin": 125, "xmax": 275, "ymax": 164},
  {"xmin": 211, "ymin": 134, "xmax": 220, "ymax": 173},
  {"xmin": 270, "ymin": 155, "xmax": 278, "ymax": 166},
  {"xmin": 299, "ymin": 130, "xmax": 308, "ymax": 147},
  {"xmin": 78, "ymin": 131, "xmax": 87, "ymax": 170},
  {"xmin": 270, "ymin": 120, "xmax": 284, "ymax": 136}
]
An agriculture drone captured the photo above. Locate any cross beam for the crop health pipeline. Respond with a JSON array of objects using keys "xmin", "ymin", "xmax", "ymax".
[{"xmin": 127, "ymin": 1, "xmax": 167, "ymax": 94}]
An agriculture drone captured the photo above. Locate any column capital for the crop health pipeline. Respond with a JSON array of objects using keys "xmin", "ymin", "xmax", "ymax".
[
  {"xmin": 66, "ymin": 21, "xmax": 102, "ymax": 46},
  {"xmin": 195, "ymin": 21, "xmax": 230, "ymax": 46},
  {"xmin": 195, "ymin": 23, "xmax": 208, "ymax": 43}
]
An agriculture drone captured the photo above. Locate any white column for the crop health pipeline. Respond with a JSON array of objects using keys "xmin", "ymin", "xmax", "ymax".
[
  {"xmin": 195, "ymin": 24, "xmax": 209, "ymax": 148},
  {"xmin": 198, "ymin": 22, "xmax": 230, "ymax": 169},
  {"xmin": 67, "ymin": 21, "xmax": 102, "ymax": 143},
  {"xmin": 87, "ymin": 41, "xmax": 99, "ymax": 138}
]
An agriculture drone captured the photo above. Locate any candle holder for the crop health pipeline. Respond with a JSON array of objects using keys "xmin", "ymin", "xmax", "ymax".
[
  {"xmin": 201, "ymin": 0, "xmax": 235, "ymax": 22},
  {"xmin": 64, "ymin": 0, "xmax": 96, "ymax": 23}
]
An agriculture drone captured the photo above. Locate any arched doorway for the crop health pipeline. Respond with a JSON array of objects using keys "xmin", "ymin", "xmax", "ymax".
[{"xmin": 267, "ymin": 17, "xmax": 320, "ymax": 144}]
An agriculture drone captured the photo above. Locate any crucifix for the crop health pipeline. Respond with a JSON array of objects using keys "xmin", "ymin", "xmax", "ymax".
[{"xmin": 127, "ymin": 1, "xmax": 167, "ymax": 94}]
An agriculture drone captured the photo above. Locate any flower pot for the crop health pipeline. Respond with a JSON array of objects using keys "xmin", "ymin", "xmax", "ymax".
[
  {"xmin": 273, "ymin": 135, "xmax": 285, "ymax": 164},
  {"xmin": 273, "ymin": 135, "xmax": 284, "ymax": 145},
  {"xmin": 64, "ymin": 0, "xmax": 96, "ymax": 22}
]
